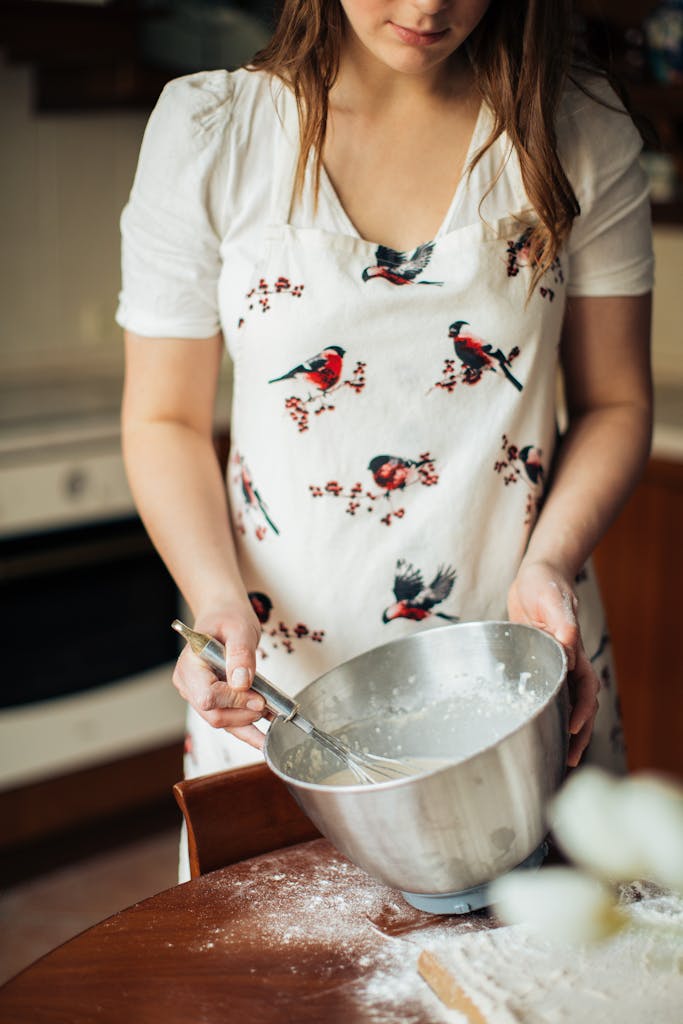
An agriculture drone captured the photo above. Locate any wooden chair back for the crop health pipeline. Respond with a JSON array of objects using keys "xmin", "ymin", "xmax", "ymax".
[{"xmin": 173, "ymin": 762, "xmax": 321, "ymax": 878}]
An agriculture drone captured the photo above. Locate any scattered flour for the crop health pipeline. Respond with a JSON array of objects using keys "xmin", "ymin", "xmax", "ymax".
[
  {"xmin": 184, "ymin": 842, "xmax": 681, "ymax": 1022},
  {"xmin": 186, "ymin": 839, "xmax": 487, "ymax": 1021},
  {"xmin": 417, "ymin": 881, "xmax": 683, "ymax": 1023}
]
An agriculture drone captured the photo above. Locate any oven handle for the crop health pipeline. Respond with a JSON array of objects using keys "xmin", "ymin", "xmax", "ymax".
[{"xmin": 1, "ymin": 529, "xmax": 154, "ymax": 582}]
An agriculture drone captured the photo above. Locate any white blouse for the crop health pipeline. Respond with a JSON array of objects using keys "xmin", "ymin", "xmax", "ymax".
[{"xmin": 116, "ymin": 67, "xmax": 654, "ymax": 344}]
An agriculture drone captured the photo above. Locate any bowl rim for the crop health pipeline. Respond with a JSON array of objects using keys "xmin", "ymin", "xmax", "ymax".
[{"xmin": 264, "ymin": 620, "xmax": 568, "ymax": 792}]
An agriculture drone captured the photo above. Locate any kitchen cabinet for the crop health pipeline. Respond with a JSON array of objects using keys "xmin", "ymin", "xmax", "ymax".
[
  {"xmin": 594, "ymin": 456, "xmax": 683, "ymax": 776},
  {"xmin": 0, "ymin": 0, "xmax": 273, "ymax": 112},
  {"xmin": 0, "ymin": 0, "xmax": 171, "ymax": 111},
  {"xmin": 577, "ymin": 0, "xmax": 683, "ymax": 223}
]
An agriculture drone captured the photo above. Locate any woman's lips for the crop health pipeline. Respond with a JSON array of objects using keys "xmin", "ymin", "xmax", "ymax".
[{"xmin": 390, "ymin": 22, "xmax": 449, "ymax": 47}]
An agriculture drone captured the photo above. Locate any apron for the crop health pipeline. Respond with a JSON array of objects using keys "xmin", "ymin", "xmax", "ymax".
[{"xmin": 183, "ymin": 87, "xmax": 626, "ymax": 788}]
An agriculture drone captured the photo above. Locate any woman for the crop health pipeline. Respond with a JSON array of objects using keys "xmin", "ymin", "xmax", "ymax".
[{"xmin": 117, "ymin": 0, "xmax": 653, "ymax": 874}]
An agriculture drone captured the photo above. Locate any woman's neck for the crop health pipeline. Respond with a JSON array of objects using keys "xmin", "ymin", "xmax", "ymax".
[{"xmin": 331, "ymin": 31, "xmax": 474, "ymax": 115}]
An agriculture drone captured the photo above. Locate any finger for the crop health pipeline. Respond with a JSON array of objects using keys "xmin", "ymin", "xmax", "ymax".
[
  {"xmin": 195, "ymin": 675, "xmax": 265, "ymax": 716},
  {"xmin": 225, "ymin": 724, "xmax": 266, "ymax": 750},
  {"xmin": 567, "ymin": 714, "xmax": 596, "ymax": 768},
  {"xmin": 568, "ymin": 648, "xmax": 600, "ymax": 735},
  {"xmin": 174, "ymin": 648, "xmax": 265, "ymax": 717},
  {"xmin": 172, "ymin": 646, "xmax": 215, "ymax": 702},
  {"xmin": 223, "ymin": 621, "xmax": 260, "ymax": 691},
  {"xmin": 200, "ymin": 705, "xmax": 264, "ymax": 729}
]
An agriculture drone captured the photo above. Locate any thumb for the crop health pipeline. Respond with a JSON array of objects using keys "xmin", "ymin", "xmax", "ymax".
[
  {"xmin": 224, "ymin": 619, "xmax": 260, "ymax": 691},
  {"xmin": 542, "ymin": 580, "xmax": 579, "ymax": 669}
]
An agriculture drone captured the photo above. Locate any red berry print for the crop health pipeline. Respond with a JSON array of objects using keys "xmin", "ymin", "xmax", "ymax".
[
  {"xmin": 506, "ymin": 228, "xmax": 563, "ymax": 300},
  {"xmin": 494, "ymin": 434, "xmax": 544, "ymax": 524},
  {"xmin": 248, "ymin": 591, "xmax": 325, "ymax": 659},
  {"xmin": 431, "ymin": 321, "xmax": 523, "ymax": 393},
  {"xmin": 310, "ymin": 452, "xmax": 438, "ymax": 526},
  {"xmin": 345, "ymin": 361, "xmax": 366, "ymax": 393},
  {"xmin": 246, "ymin": 276, "xmax": 304, "ymax": 313},
  {"xmin": 270, "ymin": 348, "xmax": 366, "ymax": 433}
]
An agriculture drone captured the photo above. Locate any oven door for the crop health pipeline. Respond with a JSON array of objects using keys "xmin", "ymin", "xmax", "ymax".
[{"xmin": 0, "ymin": 517, "xmax": 186, "ymax": 788}]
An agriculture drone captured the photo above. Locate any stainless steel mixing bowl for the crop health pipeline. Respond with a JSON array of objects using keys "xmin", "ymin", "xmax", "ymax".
[{"xmin": 264, "ymin": 621, "xmax": 568, "ymax": 898}]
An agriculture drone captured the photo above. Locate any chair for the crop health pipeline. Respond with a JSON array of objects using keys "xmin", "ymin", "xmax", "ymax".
[{"xmin": 173, "ymin": 762, "xmax": 322, "ymax": 878}]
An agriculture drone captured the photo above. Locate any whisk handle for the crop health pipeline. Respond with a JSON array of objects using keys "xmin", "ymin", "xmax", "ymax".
[
  {"xmin": 250, "ymin": 676, "xmax": 308, "ymax": 726},
  {"xmin": 193, "ymin": 633, "xmax": 310, "ymax": 729}
]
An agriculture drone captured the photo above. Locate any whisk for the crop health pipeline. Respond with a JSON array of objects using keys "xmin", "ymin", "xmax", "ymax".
[{"xmin": 172, "ymin": 620, "xmax": 415, "ymax": 785}]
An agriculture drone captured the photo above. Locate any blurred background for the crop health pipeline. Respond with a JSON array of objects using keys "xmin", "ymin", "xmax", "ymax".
[{"xmin": 0, "ymin": 0, "xmax": 681, "ymax": 981}]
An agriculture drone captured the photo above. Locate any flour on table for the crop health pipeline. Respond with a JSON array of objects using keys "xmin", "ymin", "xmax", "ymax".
[
  {"xmin": 417, "ymin": 881, "xmax": 683, "ymax": 1024},
  {"xmin": 188, "ymin": 840, "xmax": 487, "ymax": 1023},
  {"xmin": 184, "ymin": 839, "xmax": 682, "ymax": 1023}
]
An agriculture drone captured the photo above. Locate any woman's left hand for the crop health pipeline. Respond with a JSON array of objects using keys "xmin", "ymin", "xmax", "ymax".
[{"xmin": 507, "ymin": 560, "xmax": 600, "ymax": 768}]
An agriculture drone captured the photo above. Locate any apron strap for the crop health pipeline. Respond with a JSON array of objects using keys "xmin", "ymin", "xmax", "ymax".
[{"xmin": 270, "ymin": 83, "xmax": 300, "ymax": 228}]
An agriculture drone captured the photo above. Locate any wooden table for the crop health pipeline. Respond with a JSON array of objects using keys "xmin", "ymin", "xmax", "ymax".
[{"xmin": 0, "ymin": 838, "xmax": 496, "ymax": 1024}]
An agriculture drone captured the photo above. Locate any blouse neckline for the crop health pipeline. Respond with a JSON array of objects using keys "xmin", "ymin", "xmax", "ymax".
[{"xmin": 314, "ymin": 99, "xmax": 489, "ymax": 250}]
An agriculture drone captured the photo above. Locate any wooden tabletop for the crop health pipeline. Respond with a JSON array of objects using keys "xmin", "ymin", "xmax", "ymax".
[{"xmin": 0, "ymin": 838, "xmax": 497, "ymax": 1023}]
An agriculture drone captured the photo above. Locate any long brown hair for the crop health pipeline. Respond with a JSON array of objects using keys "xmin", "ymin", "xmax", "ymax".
[{"xmin": 249, "ymin": 1, "xmax": 609, "ymax": 291}]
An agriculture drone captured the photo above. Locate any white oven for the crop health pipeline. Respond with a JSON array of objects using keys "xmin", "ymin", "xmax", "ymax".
[{"xmin": 0, "ymin": 372, "xmax": 187, "ymax": 791}]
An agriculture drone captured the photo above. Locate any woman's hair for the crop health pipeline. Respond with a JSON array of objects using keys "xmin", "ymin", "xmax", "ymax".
[{"xmin": 249, "ymin": 1, "xmax": 611, "ymax": 292}]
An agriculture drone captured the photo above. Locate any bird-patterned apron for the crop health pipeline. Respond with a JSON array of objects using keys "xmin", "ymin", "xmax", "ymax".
[{"xmin": 183, "ymin": 87, "xmax": 625, "ymax": 786}]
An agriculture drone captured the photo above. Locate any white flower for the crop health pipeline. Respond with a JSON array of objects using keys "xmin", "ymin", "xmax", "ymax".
[
  {"xmin": 550, "ymin": 768, "xmax": 683, "ymax": 894},
  {"xmin": 617, "ymin": 775, "xmax": 683, "ymax": 894},
  {"xmin": 490, "ymin": 866, "xmax": 627, "ymax": 944}
]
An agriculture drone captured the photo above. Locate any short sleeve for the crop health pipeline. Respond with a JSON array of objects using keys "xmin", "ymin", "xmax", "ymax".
[
  {"xmin": 115, "ymin": 71, "xmax": 234, "ymax": 338},
  {"xmin": 560, "ymin": 76, "xmax": 654, "ymax": 297}
]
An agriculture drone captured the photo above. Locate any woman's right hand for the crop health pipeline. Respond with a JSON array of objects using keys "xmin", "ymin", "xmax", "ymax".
[{"xmin": 172, "ymin": 603, "xmax": 267, "ymax": 749}]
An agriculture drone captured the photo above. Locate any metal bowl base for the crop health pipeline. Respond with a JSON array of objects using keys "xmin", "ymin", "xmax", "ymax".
[{"xmin": 400, "ymin": 840, "xmax": 549, "ymax": 915}]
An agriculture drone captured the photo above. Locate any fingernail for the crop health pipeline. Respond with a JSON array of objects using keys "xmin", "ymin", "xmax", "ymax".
[
  {"xmin": 231, "ymin": 668, "xmax": 250, "ymax": 687},
  {"xmin": 247, "ymin": 699, "xmax": 263, "ymax": 710}
]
